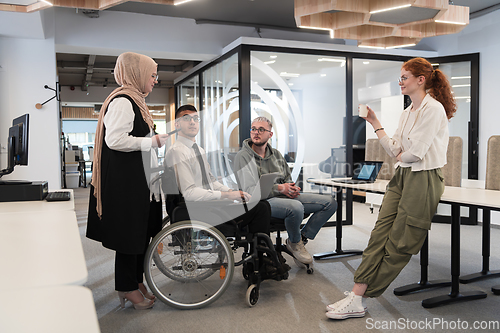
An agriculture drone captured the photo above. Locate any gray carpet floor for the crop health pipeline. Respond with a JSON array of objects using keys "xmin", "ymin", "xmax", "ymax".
[{"xmin": 74, "ymin": 187, "xmax": 500, "ymax": 333}]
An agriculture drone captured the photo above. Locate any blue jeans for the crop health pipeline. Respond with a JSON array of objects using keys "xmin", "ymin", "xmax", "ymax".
[{"xmin": 267, "ymin": 193, "xmax": 337, "ymax": 243}]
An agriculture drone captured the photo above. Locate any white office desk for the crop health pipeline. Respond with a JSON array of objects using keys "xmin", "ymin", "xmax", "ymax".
[
  {"xmin": 0, "ymin": 189, "xmax": 74, "ymax": 214},
  {"xmin": 0, "ymin": 285, "xmax": 100, "ymax": 333},
  {"xmin": 309, "ymin": 178, "xmax": 500, "ymax": 209},
  {"xmin": 308, "ymin": 178, "xmax": 500, "ymax": 308},
  {"xmin": 0, "ymin": 210, "xmax": 88, "ymax": 289}
]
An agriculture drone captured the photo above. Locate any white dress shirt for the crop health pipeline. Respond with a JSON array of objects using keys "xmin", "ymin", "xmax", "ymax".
[{"xmin": 165, "ymin": 136, "xmax": 230, "ymax": 201}]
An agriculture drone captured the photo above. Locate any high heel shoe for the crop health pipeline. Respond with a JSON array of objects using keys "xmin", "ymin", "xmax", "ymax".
[
  {"xmin": 117, "ymin": 291, "xmax": 154, "ymax": 310},
  {"xmin": 142, "ymin": 291, "xmax": 156, "ymax": 301},
  {"xmin": 139, "ymin": 283, "xmax": 156, "ymax": 301}
]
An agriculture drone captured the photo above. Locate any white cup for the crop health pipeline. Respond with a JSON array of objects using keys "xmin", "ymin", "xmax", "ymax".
[{"xmin": 358, "ymin": 104, "xmax": 369, "ymax": 118}]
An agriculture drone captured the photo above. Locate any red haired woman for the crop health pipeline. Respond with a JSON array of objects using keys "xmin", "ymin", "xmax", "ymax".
[{"xmin": 326, "ymin": 57, "xmax": 456, "ymax": 320}]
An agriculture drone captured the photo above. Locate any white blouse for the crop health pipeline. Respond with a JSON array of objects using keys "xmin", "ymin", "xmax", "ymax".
[
  {"xmin": 379, "ymin": 94, "xmax": 449, "ymax": 171},
  {"xmin": 103, "ymin": 97, "xmax": 160, "ymax": 198},
  {"xmin": 103, "ymin": 97, "xmax": 153, "ymax": 152}
]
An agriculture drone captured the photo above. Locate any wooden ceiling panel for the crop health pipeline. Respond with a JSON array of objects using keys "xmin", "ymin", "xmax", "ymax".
[{"xmin": 295, "ymin": 0, "xmax": 469, "ymax": 49}]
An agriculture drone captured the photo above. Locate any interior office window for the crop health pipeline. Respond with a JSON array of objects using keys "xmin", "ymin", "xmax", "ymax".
[
  {"xmin": 177, "ymin": 75, "xmax": 199, "ymax": 110},
  {"xmin": 437, "ymin": 61, "xmax": 471, "ymax": 180},
  {"xmin": 62, "ymin": 120, "xmax": 98, "ymax": 161},
  {"xmin": 199, "ymin": 53, "xmax": 239, "ymax": 188},
  {"xmin": 250, "ymin": 51, "xmax": 346, "ymax": 192}
]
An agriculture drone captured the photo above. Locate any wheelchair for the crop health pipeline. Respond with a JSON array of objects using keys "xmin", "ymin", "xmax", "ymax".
[{"xmin": 144, "ymin": 172, "xmax": 290, "ymax": 309}]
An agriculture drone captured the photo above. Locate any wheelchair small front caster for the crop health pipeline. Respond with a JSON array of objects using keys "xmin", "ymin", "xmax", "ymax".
[
  {"xmin": 246, "ymin": 284, "xmax": 259, "ymax": 307},
  {"xmin": 293, "ymin": 258, "xmax": 314, "ymax": 274}
]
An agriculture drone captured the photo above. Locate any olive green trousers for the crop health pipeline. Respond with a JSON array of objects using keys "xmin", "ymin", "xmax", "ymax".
[{"xmin": 353, "ymin": 167, "xmax": 444, "ymax": 297}]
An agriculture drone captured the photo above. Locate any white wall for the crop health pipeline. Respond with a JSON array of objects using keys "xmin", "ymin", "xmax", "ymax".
[{"xmin": 0, "ymin": 10, "xmax": 61, "ymax": 189}]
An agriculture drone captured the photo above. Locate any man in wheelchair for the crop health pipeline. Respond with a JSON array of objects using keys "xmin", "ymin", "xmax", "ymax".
[{"xmin": 164, "ymin": 105, "xmax": 290, "ymax": 280}]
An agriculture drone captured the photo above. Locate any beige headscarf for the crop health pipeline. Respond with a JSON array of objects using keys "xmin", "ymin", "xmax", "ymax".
[{"xmin": 91, "ymin": 52, "xmax": 158, "ymax": 218}]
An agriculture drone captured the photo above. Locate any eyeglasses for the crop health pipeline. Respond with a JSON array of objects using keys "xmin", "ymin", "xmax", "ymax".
[
  {"xmin": 179, "ymin": 114, "xmax": 200, "ymax": 123},
  {"xmin": 398, "ymin": 75, "xmax": 413, "ymax": 83},
  {"xmin": 151, "ymin": 74, "xmax": 159, "ymax": 81},
  {"xmin": 250, "ymin": 127, "xmax": 271, "ymax": 134}
]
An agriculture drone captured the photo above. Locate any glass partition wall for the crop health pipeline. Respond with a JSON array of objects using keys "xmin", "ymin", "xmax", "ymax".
[
  {"xmin": 201, "ymin": 53, "xmax": 239, "ymax": 187},
  {"xmin": 250, "ymin": 51, "xmax": 346, "ymax": 190},
  {"xmin": 175, "ymin": 44, "xmax": 479, "ymax": 202}
]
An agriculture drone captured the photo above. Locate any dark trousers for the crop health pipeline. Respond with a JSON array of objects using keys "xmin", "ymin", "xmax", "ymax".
[
  {"xmin": 172, "ymin": 200, "xmax": 271, "ymax": 235},
  {"xmin": 114, "ymin": 198, "xmax": 162, "ymax": 292},
  {"xmin": 115, "ymin": 250, "xmax": 147, "ymax": 292}
]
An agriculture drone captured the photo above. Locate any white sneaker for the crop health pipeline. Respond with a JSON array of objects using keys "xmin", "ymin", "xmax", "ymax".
[
  {"xmin": 326, "ymin": 291, "xmax": 367, "ymax": 312},
  {"xmin": 286, "ymin": 239, "xmax": 313, "ymax": 264},
  {"xmin": 326, "ymin": 291, "xmax": 366, "ymax": 320}
]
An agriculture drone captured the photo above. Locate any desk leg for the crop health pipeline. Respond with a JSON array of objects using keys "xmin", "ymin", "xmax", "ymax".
[
  {"xmin": 460, "ymin": 209, "xmax": 500, "ymax": 283},
  {"xmin": 393, "ymin": 234, "xmax": 451, "ymax": 296},
  {"xmin": 82, "ymin": 163, "xmax": 87, "ymax": 188},
  {"xmin": 313, "ymin": 186, "xmax": 363, "ymax": 260},
  {"xmin": 422, "ymin": 204, "xmax": 487, "ymax": 308}
]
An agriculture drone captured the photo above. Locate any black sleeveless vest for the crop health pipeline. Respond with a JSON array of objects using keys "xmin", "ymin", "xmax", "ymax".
[{"xmin": 86, "ymin": 95, "xmax": 161, "ymax": 254}]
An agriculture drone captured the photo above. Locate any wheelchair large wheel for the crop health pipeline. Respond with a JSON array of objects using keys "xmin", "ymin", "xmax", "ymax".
[{"xmin": 144, "ymin": 220, "xmax": 234, "ymax": 309}]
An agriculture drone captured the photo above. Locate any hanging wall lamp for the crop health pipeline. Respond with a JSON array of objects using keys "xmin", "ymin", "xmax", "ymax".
[{"xmin": 35, "ymin": 84, "xmax": 59, "ymax": 109}]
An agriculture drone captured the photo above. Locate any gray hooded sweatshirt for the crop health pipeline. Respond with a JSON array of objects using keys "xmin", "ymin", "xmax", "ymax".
[{"xmin": 234, "ymin": 138, "xmax": 293, "ymax": 198}]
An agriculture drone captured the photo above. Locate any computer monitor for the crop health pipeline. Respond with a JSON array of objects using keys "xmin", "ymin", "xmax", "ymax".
[
  {"xmin": 0, "ymin": 114, "xmax": 30, "ymax": 184},
  {"xmin": 12, "ymin": 114, "xmax": 29, "ymax": 166}
]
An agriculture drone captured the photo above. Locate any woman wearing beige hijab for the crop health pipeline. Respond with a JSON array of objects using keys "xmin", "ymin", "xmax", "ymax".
[{"xmin": 86, "ymin": 52, "xmax": 170, "ymax": 310}]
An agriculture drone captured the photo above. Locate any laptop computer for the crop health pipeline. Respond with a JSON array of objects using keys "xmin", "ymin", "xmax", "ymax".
[
  {"xmin": 246, "ymin": 172, "xmax": 280, "ymax": 203},
  {"xmin": 334, "ymin": 161, "xmax": 383, "ymax": 184}
]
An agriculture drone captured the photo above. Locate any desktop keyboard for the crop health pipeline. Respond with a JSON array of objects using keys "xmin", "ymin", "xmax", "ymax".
[{"xmin": 45, "ymin": 191, "xmax": 71, "ymax": 202}]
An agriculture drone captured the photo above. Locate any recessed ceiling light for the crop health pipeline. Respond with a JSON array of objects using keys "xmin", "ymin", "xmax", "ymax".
[
  {"xmin": 264, "ymin": 60, "xmax": 275, "ymax": 65},
  {"xmin": 270, "ymin": 55, "xmax": 277, "ymax": 59},
  {"xmin": 363, "ymin": 61, "xmax": 370, "ymax": 65},
  {"xmin": 288, "ymin": 83, "xmax": 294, "ymax": 86},
  {"xmin": 320, "ymin": 74, "xmax": 327, "ymax": 77},
  {"xmin": 174, "ymin": 0, "xmax": 193, "ymax": 5},
  {"xmin": 370, "ymin": 4, "xmax": 411, "ymax": 14},
  {"xmin": 280, "ymin": 72, "xmax": 300, "ymax": 78},
  {"xmin": 451, "ymin": 76, "xmax": 471, "ymax": 79},
  {"xmin": 298, "ymin": 25, "xmax": 334, "ymax": 38},
  {"xmin": 452, "ymin": 84, "xmax": 471, "ymax": 88},
  {"xmin": 358, "ymin": 45, "xmax": 385, "ymax": 49},
  {"xmin": 385, "ymin": 43, "xmax": 416, "ymax": 49},
  {"xmin": 318, "ymin": 58, "xmax": 344, "ymax": 63},
  {"xmin": 435, "ymin": 20, "xmax": 467, "ymax": 25}
]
